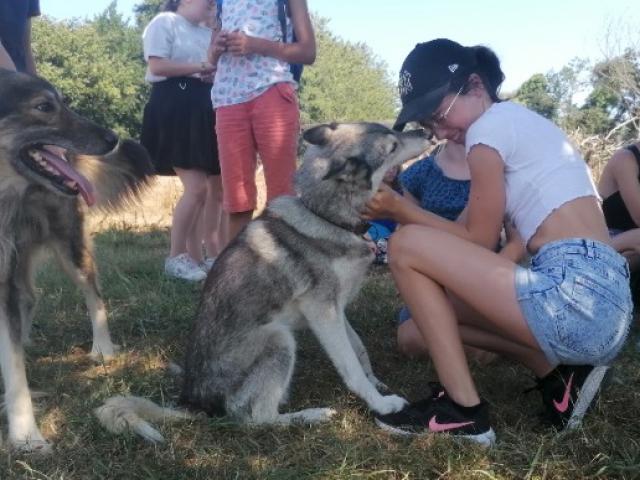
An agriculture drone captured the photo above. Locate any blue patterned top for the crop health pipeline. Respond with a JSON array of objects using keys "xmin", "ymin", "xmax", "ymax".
[{"xmin": 400, "ymin": 155, "xmax": 470, "ymax": 221}]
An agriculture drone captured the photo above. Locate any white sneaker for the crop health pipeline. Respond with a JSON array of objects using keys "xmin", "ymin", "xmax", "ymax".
[
  {"xmin": 200, "ymin": 257, "xmax": 216, "ymax": 271},
  {"xmin": 164, "ymin": 253, "xmax": 207, "ymax": 281}
]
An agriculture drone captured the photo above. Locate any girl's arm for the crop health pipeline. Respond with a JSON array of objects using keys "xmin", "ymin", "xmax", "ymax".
[
  {"xmin": 611, "ymin": 148, "xmax": 640, "ymax": 226},
  {"xmin": 225, "ymin": 0, "xmax": 316, "ymax": 65},
  {"xmin": 364, "ymin": 144, "xmax": 505, "ymax": 250},
  {"xmin": 147, "ymin": 56, "xmax": 215, "ymax": 77}
]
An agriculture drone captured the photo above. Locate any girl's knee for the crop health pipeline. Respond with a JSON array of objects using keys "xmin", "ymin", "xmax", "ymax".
[{"xmin": 388, "ymin": 225, "xmax": 423, "ymax": 269}]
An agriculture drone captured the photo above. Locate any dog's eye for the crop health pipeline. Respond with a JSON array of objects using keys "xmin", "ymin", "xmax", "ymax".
[
  {"xmin": 35, "ymin": 102, "xmax": 55, "ymax": 113},
  {"xmin": 389, "ymin": 141, "xmax": 398, "ymax": 153}
]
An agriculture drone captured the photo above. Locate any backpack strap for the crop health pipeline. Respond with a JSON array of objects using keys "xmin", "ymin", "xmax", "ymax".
[
  {"xmin": 277, "ymin": 0, "xmax": 289, "ymax": 42},
  {"xmin": 216, "ymin": 0, "xmax": 223, "ymax": 25}
]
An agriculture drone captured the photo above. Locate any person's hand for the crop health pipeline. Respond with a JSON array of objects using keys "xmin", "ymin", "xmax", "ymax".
[
  {"xmin": 198, "ymin": 61, "xmax": 216, "ymax": 75},
  {"xmin": 501, "ymin": 220, "xmax": 526, "ymax": 262},
  {"xmin": 199, "ymin": 69, "xmax": 216, "ymax": 83},
  {"xmin": 362, "ymin": 183, "xmax": 402, "ymax": 221},
  {"xmin": 226, "ymin": 31, "xmax": 257, "ymax": 56},
  {"xmin": 209, "ymin": 31, "xmax": 229, "ymax": 62}
]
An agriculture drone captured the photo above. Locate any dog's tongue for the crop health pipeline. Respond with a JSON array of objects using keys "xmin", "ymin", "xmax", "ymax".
[{"xmin": 40, "ymin": 147, "xmax": 96, "ymax": 206}]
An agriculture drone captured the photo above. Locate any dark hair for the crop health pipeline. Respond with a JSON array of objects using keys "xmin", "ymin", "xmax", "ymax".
[
  {"xmin": 451, "ymin": 45, "xmax": 505, "ymax": 102},
  {"xmin": 162, "ymin": 0, "xmax": 180, "ymax": 12}
]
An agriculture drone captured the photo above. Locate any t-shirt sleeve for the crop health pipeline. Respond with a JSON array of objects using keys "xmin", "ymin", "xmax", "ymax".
[
  {"xmin": 465, "ymin": 107, "xmax": 515, "ymax": 164},
  {"xmin": 142, "ymin": 15, "xmax": 174, "ymax": 61},
  {"xmin": 28, "ymin": 0, "xmax": 40, "ymax": 17}
]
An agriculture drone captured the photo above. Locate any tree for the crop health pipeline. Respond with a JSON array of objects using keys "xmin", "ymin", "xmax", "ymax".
[
  {"xmin": 514, "ymin": 73, "xmax": 558, "ymax": 120},
  {"xmin": 296, "ymin": 16, "xmax": 397, "ymax": 124},
  {"xmin": 33, "ymin": 4, "xmax": 148, "ymax": 137}
]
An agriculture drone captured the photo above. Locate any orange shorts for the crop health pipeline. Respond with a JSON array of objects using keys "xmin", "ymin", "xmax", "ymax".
[{"xmin": 215, "ymin": 83, "xmax": 300, "ymax": 213}]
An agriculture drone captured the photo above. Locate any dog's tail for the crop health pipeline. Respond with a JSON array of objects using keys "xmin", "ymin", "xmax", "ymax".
[{"xmin": 94, "ymin": 395, "xmax": 193, "ymax": 444}]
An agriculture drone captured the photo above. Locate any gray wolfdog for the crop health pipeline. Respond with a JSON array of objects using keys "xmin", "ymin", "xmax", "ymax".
[
  {"xmin": 96, "ymin": 122, "xmax": 429, "ymax": 443},
  {"xmin": 0, "ymin": 69, "xmax": 153, "ymax": 452}
]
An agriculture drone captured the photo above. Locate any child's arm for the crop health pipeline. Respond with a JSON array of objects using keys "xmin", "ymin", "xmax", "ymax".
[
  {"xmin": 225, "ymin": 0, "xmax": 316, "ymax": 65},
  {"xmin": 498, "ymin": 221, "xmax": 526, "ymax": 263}
]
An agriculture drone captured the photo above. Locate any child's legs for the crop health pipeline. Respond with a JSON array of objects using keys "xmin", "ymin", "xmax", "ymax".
[
  {"xmin": 171, "ymin": 168, "xmax": 208, "ymax": 259},
  {"xmin": 203, "ymin": 174, "xmax": 227, "ymax": 256},
  {"xmin": 389, "ymin": 225, "xmax": 546, "ymax": 406},
  {"xmin": 609, "ymin": 228, "xmax": 640, "ymax": 270},
  {"xmin": 251, "ymin": 83, "xmax": 299, "ymax": 203},
  {"xmin": 216, "ymin": 103, "xmax": 258, "ymax": 240}
]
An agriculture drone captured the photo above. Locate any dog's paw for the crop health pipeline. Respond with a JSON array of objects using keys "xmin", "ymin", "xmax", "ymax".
[
  {"xmin": 372, "ymin": 394, "xmax": 408, "ymax": 415},
  {"xmin": 10, "ymin": 434, "xmax": 52, "ymax": 455}
]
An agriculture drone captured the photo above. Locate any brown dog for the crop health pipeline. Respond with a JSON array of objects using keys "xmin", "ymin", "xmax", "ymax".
[{"xmin": 0, "ymin": 69, "xmax": 153, "ymax": 452}]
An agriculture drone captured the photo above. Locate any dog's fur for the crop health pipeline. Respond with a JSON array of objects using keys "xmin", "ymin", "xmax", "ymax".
[
  {"xmin": 0, "ymin": 69, "xmax": 153, "ymax": 452},
  {"xmin": 96, "ymin": 122, "xmax": 429, "ymax": 443}
]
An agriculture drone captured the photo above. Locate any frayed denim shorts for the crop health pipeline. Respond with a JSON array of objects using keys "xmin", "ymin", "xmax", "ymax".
[{"xmin": 515, "ymin": 238, "xmax": 633, "ymax": 367}]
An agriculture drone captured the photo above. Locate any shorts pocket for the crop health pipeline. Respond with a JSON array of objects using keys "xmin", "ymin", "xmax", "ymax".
[
  {"xmin": 275, "ymin": 82, "xmax": 298, "ymax": 105},
  {"xmin": 551, "ymin": 274, "xmax": 632, "ymax": 362}
]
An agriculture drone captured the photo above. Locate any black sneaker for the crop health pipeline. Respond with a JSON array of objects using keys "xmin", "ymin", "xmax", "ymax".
[
  {"xmin": 375, "ymin": 394, "xmax": 496, "ymax": 447},
  {"xmin": 535, "ymin": 365, "xmax": 610, "ymax": 430}
]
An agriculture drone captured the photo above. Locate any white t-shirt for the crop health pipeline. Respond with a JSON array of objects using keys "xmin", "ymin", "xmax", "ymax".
[
  {"xmin": 465, "ymin": 101, "xmax": 599, "ymax": 245},
  {"xmin": 142, "ymin": 12, "xmax": 212, "ymax": 83}
]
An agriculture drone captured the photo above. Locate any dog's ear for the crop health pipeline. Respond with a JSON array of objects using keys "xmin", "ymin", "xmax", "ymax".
[
  {"xmin": 322, "ymin": 156, "xmax": 372, "ymax": 189},
  {"xmin": 303, "ymin": 123, "xmax": 338, "ymax": 146}
]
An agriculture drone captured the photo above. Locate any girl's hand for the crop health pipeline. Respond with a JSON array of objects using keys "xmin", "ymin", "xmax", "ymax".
[
  {"xmin": 362, "ymin": 183, "xmax": 401, "ymax": 221},
  {"xmin": 208, "ymin": 31, "xmax": 228, "ymax": 63},
  {"xmin": 226, "ymin": 31, "xmax": 256, "ymax": 56}
]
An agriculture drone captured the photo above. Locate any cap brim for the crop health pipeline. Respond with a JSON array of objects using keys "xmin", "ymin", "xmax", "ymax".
[{"xmin": 393, "ymin": 83, "xmax": 450, "ymax": 132}]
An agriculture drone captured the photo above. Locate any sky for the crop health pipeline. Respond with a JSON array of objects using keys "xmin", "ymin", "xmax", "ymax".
[{"xmin": 44, "ymin": 0, "xmax": 639, "ymax": 93}]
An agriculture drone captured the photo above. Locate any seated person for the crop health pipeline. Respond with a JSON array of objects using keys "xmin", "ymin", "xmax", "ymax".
[
  {"xmin": 393, "ymin": 141, "xmax": 524, "ymax": 362},
  {"xmin": 598, "ymin": 142, "xmax": 640, "ymax": 271}
]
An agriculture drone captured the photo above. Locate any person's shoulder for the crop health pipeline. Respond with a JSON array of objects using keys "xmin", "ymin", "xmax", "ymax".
[
  {"xmin": 149, "ymin": 11, "xmax": 178, "ymax": 26},
  {"xmin": 609, "ymin": 145, "xmax": 640, "ymax": 174}
]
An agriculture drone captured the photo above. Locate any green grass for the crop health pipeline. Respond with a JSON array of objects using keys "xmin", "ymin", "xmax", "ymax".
[{"xmin": 1, "ymin": 227, "xmax": 640, "ymax": 479}]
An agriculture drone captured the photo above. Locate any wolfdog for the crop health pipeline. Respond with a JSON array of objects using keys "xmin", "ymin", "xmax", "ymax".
[
  {"xmin": 0, "ymin": 69, "xmax": 153, "ymax": 452},
  {"xmin": 96, "ymin": 122, "xmax": 429, "ymax": 443}
]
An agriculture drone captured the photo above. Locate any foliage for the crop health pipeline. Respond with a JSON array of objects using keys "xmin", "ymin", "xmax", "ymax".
[
  {"xmin": 32, "ymin": 5, "xmax": 148, "ymax": 138},
  {"xmin": 299, "ymin": 16, "xmax": 397, "ymax": 124},
  {"xmin": 514, "ymin": 73, "xmax": 558, "ymax": 120}
]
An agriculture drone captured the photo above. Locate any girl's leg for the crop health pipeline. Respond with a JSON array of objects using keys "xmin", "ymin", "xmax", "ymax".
[
  {"xmin": 609, "ymin": 229, "xmax": 640, "ymax": 271},
  {"xmin": 171, "ymin": 168, "xmax": 207, "ymax": 260},
  {"xmin": 389, "ymin": 225, "xmax": 549, "ymax": 407},
  {"xmin": 215, "ymin": 104, "xmax": 258, "ymax": 242},
  {"xmin": 202, "ymin": 174, "xmax": 228, "ymax": 257},
  {"xmin": 251, "ymin": 84, "xmax": 299, "ymax": 204},
  {"xmin": 397, "ymin": 318, "xmax": 498, "ymax": 365}
]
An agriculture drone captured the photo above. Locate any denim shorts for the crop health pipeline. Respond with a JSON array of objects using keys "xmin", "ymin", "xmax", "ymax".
[{"xmin": 515, "ymin": 238, "xmax": 633, "ymax": 366}]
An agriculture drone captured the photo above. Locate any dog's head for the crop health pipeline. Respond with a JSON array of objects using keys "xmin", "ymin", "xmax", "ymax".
[
  {"xmin": 296, "ymin": 122, "xmax": 430, "ymax": 229},
  {"xmin": 0, "ymin": 69, "xmax": 120, "ymax": 205}
]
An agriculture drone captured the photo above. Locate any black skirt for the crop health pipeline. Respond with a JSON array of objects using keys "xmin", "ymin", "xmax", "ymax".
[{"xmin": 141, "ymin": 77, "xmax": 220, "ymax": 176}]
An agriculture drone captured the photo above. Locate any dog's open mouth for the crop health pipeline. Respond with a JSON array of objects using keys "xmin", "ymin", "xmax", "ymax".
[{"xmin": 20, "ymin": 145, "xmax": 95, "ymax": 206}]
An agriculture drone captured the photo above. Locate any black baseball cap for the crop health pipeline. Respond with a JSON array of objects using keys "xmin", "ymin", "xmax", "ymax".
[{"xmin": 393, "ymin": 39, "xmax": 475, "ymax": 131}]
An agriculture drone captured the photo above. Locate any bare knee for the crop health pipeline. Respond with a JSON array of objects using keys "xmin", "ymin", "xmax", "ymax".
[{"xmin": 388, "ymin": 225, "xmax": 431, "ymax": 271}]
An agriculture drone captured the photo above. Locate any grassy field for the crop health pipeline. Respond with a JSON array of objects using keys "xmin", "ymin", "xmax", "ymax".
[{"xmin": 1, "ymin": 185, "xmax": 640, "ymax": 479}]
